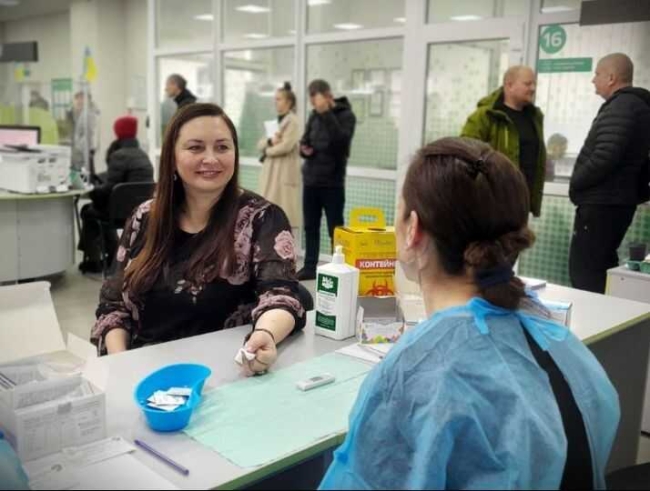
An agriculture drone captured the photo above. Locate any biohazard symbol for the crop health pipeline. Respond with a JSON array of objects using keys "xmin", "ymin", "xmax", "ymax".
[{"xmin": 364, "ymin": 280, "xmax": 394, "ymax": 296}]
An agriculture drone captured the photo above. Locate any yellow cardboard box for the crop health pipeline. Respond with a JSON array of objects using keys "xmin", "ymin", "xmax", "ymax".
[{"xmin": 334, "ymin": 208, "xmax": 396, "ymax": 297}]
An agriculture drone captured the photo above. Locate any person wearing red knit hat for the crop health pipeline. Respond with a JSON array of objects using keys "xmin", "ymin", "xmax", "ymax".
[{"xmin": 78, "ymin": 115, "xmax": 154, "ymax": 274}]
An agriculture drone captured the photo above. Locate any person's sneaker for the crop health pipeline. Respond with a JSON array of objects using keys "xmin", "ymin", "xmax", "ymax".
[{"xmin": 297, "ymin": 268, "xmax": 317, "ymax": 281}]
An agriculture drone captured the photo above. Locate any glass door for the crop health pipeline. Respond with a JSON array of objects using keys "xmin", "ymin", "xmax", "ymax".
[
  {"xmin": 419, "ymin": 20, "xmax": 525, "ymax": 145},
  {"xmin": 424, "ymin": 38, "xmax": 511, "ymax": 143}
]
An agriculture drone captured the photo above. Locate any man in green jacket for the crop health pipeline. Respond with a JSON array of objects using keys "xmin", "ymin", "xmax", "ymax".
[{"xmin": 462, "ymin": 66, "xmax": 546, "ymax": 217}]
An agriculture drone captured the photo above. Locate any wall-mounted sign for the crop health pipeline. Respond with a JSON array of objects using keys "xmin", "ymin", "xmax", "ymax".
[
  {"xmin": 539, "ymin": 25, "xmax": 567, "ymax": 55},
  {"xmin": 538, "ymin": 57, "xmax": 593, "ymax": 73},
  {"xmin": 0, "ymin": 42, "xmax": 38, "ymax": 63}
]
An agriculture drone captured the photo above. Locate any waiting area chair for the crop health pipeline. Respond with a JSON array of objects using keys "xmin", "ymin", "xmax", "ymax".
[{"xmin": 95, "ymin": 182, "xmax": 155, "ymax": 277}]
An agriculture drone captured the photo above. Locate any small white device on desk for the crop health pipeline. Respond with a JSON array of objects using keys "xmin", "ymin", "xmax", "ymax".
[{"xmin": 296, "ymin": 374, "xmax": 336, "ymax": 392}]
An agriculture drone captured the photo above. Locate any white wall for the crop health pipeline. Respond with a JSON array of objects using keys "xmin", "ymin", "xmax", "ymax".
[
  {"xmin": 125, "ymin": 0, "xmax": 149, "ymax": 146},
  {"xmin": 4, "ymin": 12, "xmax": 71, "ymax": 84},
  {"xmin": 95, "ymin": 0, "xmax": 127, "ymax": 170},
  {"xmin": 70, "ymin": 0, "xmax": 149, "ymax": 172},
  {"xmin": 0, "ymin": 12, "xmax": 71, "ymax": 107}
]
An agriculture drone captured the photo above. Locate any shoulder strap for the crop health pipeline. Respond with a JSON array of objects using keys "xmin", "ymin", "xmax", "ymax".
[{"xmin": 522, "ymin": 328, "xmax": 594, "ymax": 490}]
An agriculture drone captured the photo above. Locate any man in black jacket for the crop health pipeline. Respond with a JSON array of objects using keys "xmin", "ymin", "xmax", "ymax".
[
  {"xmin": 298, "ymin": 80, "xmax": 356, "ymax": 280},
  {"xmin": 79, "ymin": 116, "xmax": 154, "ymax": 273},
  {"xmin": 569, "ymin": 53, "xmax": 650, "ymax": 293},
  {"xmin": 165, "ymin": 74, "xmax": 198, "ymax": 111}
]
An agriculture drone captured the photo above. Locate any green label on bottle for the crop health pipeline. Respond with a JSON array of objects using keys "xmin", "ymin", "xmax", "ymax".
[
  {"xmin": 316, "ymin": 273, "xmax": 340, "ymax": 332},
  {"xmin": 317, "ymin": 273, "xmax": 339, "ymax": 294},
  {"xmin": 316, "ymin": 311, "xmax": 337, "ymax": 331}
]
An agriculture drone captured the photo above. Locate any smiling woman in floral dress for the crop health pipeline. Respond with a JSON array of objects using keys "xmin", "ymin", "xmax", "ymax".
[{"xmin": 91, "ymin": 103, "xmax": 305, "ymax": 376}]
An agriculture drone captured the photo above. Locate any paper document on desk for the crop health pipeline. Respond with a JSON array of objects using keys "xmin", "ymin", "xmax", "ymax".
[
  {"xmin": 25, "ymin": 444, "xmax": 178, "ymax": 490},
  {"xmin": 337, "ymin": 343, "xmax": 393, "ymax": 364},
  {"xmin": 62, "ymin": 436, "xmax": 135, "ymax": 467},
  {"xmin": 185, "ymin": 353, "xmax": 373, "ymax": 468}
]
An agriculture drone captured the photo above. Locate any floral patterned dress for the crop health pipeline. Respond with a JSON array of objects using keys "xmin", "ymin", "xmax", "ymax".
[{"xmin": 91, "ymin": 191, "xmax": 306, "ymax": 355}]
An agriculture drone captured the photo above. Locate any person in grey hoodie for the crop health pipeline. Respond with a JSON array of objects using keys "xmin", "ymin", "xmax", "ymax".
[
  {"xmin": 569, "ymin": 53, "xmax": 650, "ymax": 293},
  {"xmin": 298, "ymin": 79, "xmax": 356, "ymax": 280}
]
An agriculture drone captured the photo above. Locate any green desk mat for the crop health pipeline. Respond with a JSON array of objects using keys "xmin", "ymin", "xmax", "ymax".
[{"xmin": 185, "ymin": 353, "xmax": 373, "ymax": 468}]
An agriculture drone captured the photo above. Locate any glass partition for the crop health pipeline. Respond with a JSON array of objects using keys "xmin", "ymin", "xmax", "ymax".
[
  {"xmin": 223, "ymin": 0, "xmax": 296, "ymax": 43},
  {"xmin": 156, "ymin": 53, "xmax": 215, "ymax": 145},
  {"xmin": 308, "ymin": 0, "xmax": 405, "ymax": 34},
  {"xmin": 536, "ymin": 21, "xmax": 650, "ymax": 183},
  {"xmin": 306, "ymin": 38, "xmax": 403, "ymax": 169},
  {"xmin": 428, "ymin": 0, "xmax": 526, "ymax": 23},
  {"xmin": 223, "ymin": 47, "xmax": 295, "ymax": 158},
  {"xmin": 156, "ymin": 0, "xmax": 213, "ymax": 50},
  {"xmin": 424, "ymin": 39, "xmax": 509, "ymax": 143}
]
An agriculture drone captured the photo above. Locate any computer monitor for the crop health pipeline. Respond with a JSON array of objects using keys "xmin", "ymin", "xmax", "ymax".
[{"xmin": 0, "ymin": 125, "xmax": 41, "ymax": 146}]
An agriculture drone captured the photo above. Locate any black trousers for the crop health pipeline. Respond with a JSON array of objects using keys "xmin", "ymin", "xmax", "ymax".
[
  {"xmin": 303, "ymin": 185, "xmax": 345, "ymax": 271},
  {"xmin": 569, "ymin": 204, "xmax": 636, "ymax": 294},
  {"xmin": 78, "ymin": 204, "xmax": 118, "ymax": 264}
]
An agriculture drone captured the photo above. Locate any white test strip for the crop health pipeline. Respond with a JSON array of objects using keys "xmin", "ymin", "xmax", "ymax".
[
  {"xmin": 167, "ymin": 387, "xmax": 192, "ymax": 397},
  {"xmin": 147, "ymin": 403, "xmax": 181, "ymax": 412}
]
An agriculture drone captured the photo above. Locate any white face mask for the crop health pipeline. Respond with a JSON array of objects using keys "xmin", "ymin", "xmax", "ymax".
[
  {"xmin": 397, "ymin": 243, "xmax": 419, "ymax": 283},
  {"xmin": 396, "ymin": 217, "xmax": 423, "ymax": 285}
]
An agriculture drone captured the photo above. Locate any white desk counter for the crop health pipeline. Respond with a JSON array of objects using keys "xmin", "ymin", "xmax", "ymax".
[
  {"xmin": 0, "ymin": 190, "xmax": 84, "ymax": 282},
  {"xmin": 84, "ymin": 283, "xmax": 650, "ymax": 489},
  {"xmin": 607, "ymin": 266, "xmax": 650, "ymax": 305}
]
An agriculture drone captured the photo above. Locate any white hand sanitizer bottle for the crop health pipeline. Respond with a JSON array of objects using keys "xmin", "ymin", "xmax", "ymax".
[{"xmin": 315, "ymin": 246, "xmax": 360, "ymax": 340}]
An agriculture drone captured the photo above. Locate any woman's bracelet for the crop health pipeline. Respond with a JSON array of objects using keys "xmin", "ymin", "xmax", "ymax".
[
  {"xmin": 245, "ymin": 328, "xmax": 276, "ymax": 345},
  {"xmin": 254, "ymin": 328, "xmax": 276, "ymax": 344}
]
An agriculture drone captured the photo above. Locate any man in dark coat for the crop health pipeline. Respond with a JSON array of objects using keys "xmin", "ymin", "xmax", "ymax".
[
  {"xmin": 298, "ymin": 79, "xmax": 356, "ymax": 280},
  {"xmin": 569, "ymin": 53, "xmax": 650, "ymax": 293},
  {"xmin": 165, "ymin": 74, "xmax": 198, "ymax": 111}
]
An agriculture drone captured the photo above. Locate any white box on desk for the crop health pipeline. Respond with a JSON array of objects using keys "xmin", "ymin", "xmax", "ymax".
[
  {"xmin": 0, "ymin": 377, "xmax": 106, "ymax": 462},
  {"xmin": 0, "ymin": 281, "xmax": 106, "ymax": 462},
  {"xmin": 357, "ymin": 296, "xmax": 406, "ymax": 344},
  {"xmin": 0, "ymin": 145, "xmax": 71, "ymax": 194}
]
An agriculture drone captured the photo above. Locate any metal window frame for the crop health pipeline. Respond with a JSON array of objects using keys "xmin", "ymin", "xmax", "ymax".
[{"xmin": 147, "ymin": 0, "xmax": 590, "ymax": 198}]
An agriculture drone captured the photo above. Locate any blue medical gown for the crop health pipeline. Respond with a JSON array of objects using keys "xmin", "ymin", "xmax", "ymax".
[
  {"xmin": 0, "ymin": 438, "xmax": 29, "ymax": 490},
  {"xmin": 320, "ymin": 298, "xmax": 620, "ymax": 490}
]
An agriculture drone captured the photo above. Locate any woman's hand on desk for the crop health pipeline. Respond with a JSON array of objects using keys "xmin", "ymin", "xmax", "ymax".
[
  {"xmin": 242, "ymin": 330, "xmax": 278, "ymax": 377},
  {"xmin": 240, "ymin": 309, "xmax": 295, "ymax": 376}
]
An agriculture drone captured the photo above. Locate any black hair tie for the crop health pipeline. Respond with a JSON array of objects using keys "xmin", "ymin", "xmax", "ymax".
[
  {"xmin": 475, "ymin": 265, "xmax": 514, "ymax": 289},
  {"xmin": 466, "ymin": 152, "xmax": 492, "ymax": 179}
]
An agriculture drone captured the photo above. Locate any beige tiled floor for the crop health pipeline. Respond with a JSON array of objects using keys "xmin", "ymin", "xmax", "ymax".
[
  {"xmin": 49, "ymin": 265, "xmax": 103, "ymax": 342},
  {"xmin": 49, "ymin": 267, "xmax": 650, "ymax": 466}
]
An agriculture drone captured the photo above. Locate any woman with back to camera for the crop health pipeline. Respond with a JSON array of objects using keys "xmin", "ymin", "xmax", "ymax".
[
  {"xmin": 258, "ymin": 82, "xmax": 302, "ymax": 234},
  {"xmin": 320, "ymin": 137, "xmax": 619, "ymax": 489},
  {"xmin": 91, "ymin": 103, "xmax": 305, "ymax": 376}
]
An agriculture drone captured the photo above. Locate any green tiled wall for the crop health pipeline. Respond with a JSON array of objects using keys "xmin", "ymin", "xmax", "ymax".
[
  {"xmin": 519, "ymin": 197, "xmax": 650, "ymax": 286},
  {"xmin": 239, "ymin": 165, "xmax": 260, "ymax": 192},
  {"xmin": 238, "ymin": 165, "xmax": 396, "ymax": 254},
  {"xmin": 242, "ymin": 167, "xmax": 650, "ymax": 284},
  {"xmin": 311, "ymin": 175, "xmax": 397, "ymax": 254},
  {"xmin": 237, "ymin": 92, "xmax": 277, "ymax": 158}
]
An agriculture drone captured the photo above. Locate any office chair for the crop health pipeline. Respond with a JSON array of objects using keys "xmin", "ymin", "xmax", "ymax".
[{"xmin": 96, "ymin": 182, "xmax": 155, "ymax": 278}]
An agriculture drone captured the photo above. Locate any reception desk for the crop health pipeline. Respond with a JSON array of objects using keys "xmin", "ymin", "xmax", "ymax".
[{"xmin": 0, "ymin": 190, "xmax": 84, "ymax": 282}]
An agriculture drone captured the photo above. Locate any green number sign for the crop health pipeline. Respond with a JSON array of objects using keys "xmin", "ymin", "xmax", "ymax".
[{"xmin": 540, "ymin": 25, "xmax": 567, "ymax": 55}]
